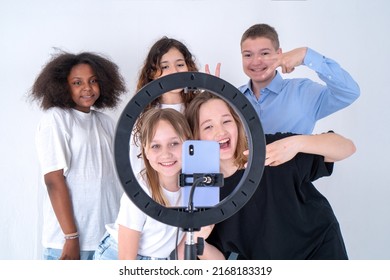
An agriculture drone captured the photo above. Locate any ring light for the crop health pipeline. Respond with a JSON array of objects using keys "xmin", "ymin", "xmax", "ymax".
[{"xmin": 114, "ymin": 72, "xmax": 265, "ymax": 229}]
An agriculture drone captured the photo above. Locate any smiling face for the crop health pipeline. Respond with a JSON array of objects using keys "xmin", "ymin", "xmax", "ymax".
[
  {"xmin": 198, "ymin": 99, "xmax": 238, "ymax": 164},
  {"xmin": 67, "ymin": 63, "xmax": 100, "ymax": 113},
  {"xmin": 241, "ymin": 37, "xmax": 281, "ymax": 87},
  {"xmin": 144, "ymin": 119, "xmax": 183, "ymax": 179}
]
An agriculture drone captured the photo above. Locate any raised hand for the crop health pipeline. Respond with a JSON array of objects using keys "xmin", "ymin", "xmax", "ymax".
[
  {"xmin": 205, "ymin": 63, "xmax": 221, "ymax": 77},
  {"xmin": 262, "ymin": 47, "xmax": 307, "ymax": 78}
]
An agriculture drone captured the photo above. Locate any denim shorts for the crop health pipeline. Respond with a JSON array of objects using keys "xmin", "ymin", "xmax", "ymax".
[
  {"xmin": 93, "ymin": 232, "xmax": 118, "ymax": 260},
  {"xmin": 93, "ymin": 232, "xmax": 169, "ymax": 260},
  {"xmin": 43, "ymin": 248, "xmax": 95, "ymax": 260},
  {"xmin": 136, "ymin": 255, "xmax": 169, "ymax": 260}
]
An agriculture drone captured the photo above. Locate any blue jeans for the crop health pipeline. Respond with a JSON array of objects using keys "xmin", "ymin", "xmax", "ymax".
[
  {"xmin": 93, "ymin": 232, "xmax": 118, "ymax": 260},
  {"xmin": 43, "ymin": 248, "xmax": 95, "ymax": 260}
]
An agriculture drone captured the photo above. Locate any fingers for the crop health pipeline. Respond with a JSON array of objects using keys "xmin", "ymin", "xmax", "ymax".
[
  {"xmin": 205, "ymin": 64, "xmax": 210, "ymax": 74},
  {"xmin": 214, "ymin": 63, "xmax": 221, "ymax": 77},
  {"xmin": 204, "ymin": 63, "xmax": 221, "ymax": 77}
]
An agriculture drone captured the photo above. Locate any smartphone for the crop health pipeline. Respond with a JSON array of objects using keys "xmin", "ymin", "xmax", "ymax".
[{"xmin": 178, "ymin": 140, "xmax": 221, "ymax": 208}]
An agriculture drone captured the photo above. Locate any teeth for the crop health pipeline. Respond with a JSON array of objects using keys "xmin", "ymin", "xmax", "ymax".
[
  {"xmin": 160, "ymin": 161, "xmax": 175, "ymax": 166},
  {"xmin": 219, "ymin": 138, "xmax": 229, "ymax": 144}
]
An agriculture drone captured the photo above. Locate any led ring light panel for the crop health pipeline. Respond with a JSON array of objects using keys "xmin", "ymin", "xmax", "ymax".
[{"xmin": 114, "ymin": 72, "xmax": 265, "ymax": 229}]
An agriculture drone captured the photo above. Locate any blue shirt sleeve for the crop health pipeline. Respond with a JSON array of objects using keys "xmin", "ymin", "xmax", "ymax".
[{"xmin": 303, "ymin": 48, "xmax": 360, "ymax": 119}]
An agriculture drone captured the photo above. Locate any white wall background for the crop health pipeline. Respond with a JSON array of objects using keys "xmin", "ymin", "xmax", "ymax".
[{"xmin": 0, "ymin": 0, "xmax": 389, "ymax": 260}]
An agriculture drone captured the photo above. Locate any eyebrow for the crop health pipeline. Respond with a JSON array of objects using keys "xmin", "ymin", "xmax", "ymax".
[
  {"xmin": 150, "ymin": 136, "xmax": 181, "ymax": 143},
  {"xmin": 200, "ymin": 113, "xmax": 231, "ymax": 127},
  {"xmin": 200, "ymin": 119, "xmax": 211, "ymax": 127},
  {"xmin": 69, "ymin": 75, "xmax": 97, "ymax": 80},
  {"xmin": 242, "ymin": 47, "xmax": 272, "ymax": 53},
  {"xmin": 160, "ymin": 58, "xmax": 185, "ymax": 64}
]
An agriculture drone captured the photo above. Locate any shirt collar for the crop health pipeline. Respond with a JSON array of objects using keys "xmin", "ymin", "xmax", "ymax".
[
  {"xmin": 267, "ymin": 71, "xmax": 284, "ymax": 94},
  {"xmin": 242, "ymin": 71, "xmax": 284, "ymax": 95}
]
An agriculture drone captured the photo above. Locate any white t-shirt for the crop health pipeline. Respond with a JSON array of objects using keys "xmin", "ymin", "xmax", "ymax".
[
  {"xmin": 114, "ymin": 177, "xmax": 184, "ymax": 259},
  {"xmin": 35, "ymin": 108, "xmax": 122, "ymax": 251}
]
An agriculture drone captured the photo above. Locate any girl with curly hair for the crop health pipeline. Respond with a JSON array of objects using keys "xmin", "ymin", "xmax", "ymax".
[{"xmin": 30, "ymin": 51, "xmax": 127, "ymax": 260}]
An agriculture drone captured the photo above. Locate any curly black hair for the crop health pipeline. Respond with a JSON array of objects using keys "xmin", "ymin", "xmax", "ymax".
[{"xmin": 30, "ymin": 51, "xmax": 127, "ymax": 110}]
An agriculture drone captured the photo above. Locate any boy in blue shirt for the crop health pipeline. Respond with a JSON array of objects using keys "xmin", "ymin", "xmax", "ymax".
[{"xmin": 239, "ymin": 23, "xmax": 360, "ymax": 134}]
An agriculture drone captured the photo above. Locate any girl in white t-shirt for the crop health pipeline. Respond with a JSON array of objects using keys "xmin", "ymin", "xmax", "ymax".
[
  {"xmin": 95, "ymin": 108, "xmax": 192, "ymax": 260},
  {"xmin": 30, "ymin": 51, "xmax": 127, "ymax": 260}
]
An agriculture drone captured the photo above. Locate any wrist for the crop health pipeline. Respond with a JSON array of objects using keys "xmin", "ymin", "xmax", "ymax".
[{"xmin": 64, "ymin": 231, "xmax": 79, "ymax": 240}]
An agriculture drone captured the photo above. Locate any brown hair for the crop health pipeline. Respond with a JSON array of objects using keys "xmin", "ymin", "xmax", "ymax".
[
  {"xmin": 185, "ymin": 92, "xmax": 248, "ymax": 169},
  {"xmin": 30, "ymin": 51, "xmax": 126, "ymax": 110},
  {"xmin": 240, "ymin": 23, "xmax": 280, "ymax": 50},
  {"xmin": 139, "ymin": 108, "xmax": 193, "ymax": 206},
  {"xmin": 136, "ymin": 36, "xmax": 199, "ymax": 109},
  {"xmin": 133, "ymin": 37, "xmax": 199, "ymax": 145}
]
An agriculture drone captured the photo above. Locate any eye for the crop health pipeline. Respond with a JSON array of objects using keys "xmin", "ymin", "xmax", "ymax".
[
  {"xmin": 72, "ymin": 80, "xmax": 82, "ymax": 86},
  {"xmin": 242, "ymin": 53, "xmax": 251, "ymax": 58},
  {"xmin": 223, "ymin": 119, "xmax": 233, "ymax": 124},
  {"xmin": 261, "ymin": 51, "xmax": 270, "ymax": 56},
  {"xmin": 170, "ymin": 141, "xmax": 180, "ymax": 147},
  {"xmin": 151, "ymin": 144, "xmax": 160, "ymax": 149},
  {"xmin": 90, "ymin": 78, "xmax": 99, "ymax": 84},
  {"xmin": 160, "ymin": 65, "xmax": 169, "ymax": 70}
]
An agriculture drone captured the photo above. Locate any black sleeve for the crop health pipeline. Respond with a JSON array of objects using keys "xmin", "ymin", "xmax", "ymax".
[
  {"xmin": 295, "ymin": 152, "xmax": 333, "ymax": 183},
  {"xmin": 265, "ymin": 132, "xmax": 297, "ymax": 144}
]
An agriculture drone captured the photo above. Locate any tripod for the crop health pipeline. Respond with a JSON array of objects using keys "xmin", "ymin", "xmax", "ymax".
[{"xmin": 179, "ymin": 173, "xmax": 223, "ymax": 260}]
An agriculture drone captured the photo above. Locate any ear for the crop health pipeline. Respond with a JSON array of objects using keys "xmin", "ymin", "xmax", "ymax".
[{"xmin": 277, "ymin": 48, "xmax": 282, "ymax": 54}]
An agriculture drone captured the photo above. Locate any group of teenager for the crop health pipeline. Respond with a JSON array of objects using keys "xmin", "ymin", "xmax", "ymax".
[{"xmin": 30, "ymin": 23, "xmax": 360, "ymax": 260}]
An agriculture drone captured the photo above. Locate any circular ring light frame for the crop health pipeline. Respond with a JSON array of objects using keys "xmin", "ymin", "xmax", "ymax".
[{"xmin": 115, "ymin": 72, "xmax": 265, "ymax": 229}]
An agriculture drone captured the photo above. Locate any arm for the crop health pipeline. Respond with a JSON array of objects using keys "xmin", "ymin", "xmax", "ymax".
[
  {"xmin": 263, "ymin": 48, "xmax": 360, "ymax": 108},
  {"xmin": 44, "ymin": 170, "xmax": 80, "ymax": 260},
  {"xmin": 265, "ymin": 132, "xmax": 356, "ymax": 166},
  {"xmin": 118, "ymin": 224, "xmax": 140, "ymax": 260}
]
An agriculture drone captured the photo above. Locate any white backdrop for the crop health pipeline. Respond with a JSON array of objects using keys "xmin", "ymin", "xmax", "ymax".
[{"xmin": 1, "ymin": 0, "xmax": 389, "ymax": 260}]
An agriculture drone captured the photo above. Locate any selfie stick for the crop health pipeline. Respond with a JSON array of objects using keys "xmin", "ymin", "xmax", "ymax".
[{"xmin": 180, "ymin": 174, "xmax": 223, "ymax": 259}]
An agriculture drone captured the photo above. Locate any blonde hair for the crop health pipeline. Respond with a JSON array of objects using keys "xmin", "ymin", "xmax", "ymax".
[{"xmin": 139, "ymin": 108, "xmax": 193, "ymax": 206}]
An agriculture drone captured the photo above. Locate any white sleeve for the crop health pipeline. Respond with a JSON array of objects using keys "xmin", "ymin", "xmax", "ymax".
[
  {"xmin": 116, "ymin": 192, "xmax": 146, "ymax": 232},
  {"xmin": 35, "ymin": 110, "xmax": 70, "ymax": 176}
]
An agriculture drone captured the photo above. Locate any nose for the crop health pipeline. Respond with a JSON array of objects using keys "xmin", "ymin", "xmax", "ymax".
[
  {"xmin": 254, "ymin": 54, "xmax": 264, "ymax": 63},
  {"xmin": 83, "ymin": 82, "xmax": 91, "ymax": 91},
  {"xmin": 160, "ymin": 146, "xmax": 173, "ymax": 158},
  {"xmin": 214, "ymin": 124, "xmax": 227, "ymax": 138}
]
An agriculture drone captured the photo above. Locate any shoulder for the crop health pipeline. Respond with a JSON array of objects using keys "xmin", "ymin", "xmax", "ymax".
[
  {"xmin": 42, "ymin": 107, "xmax": 68, "ymax": 118},
  {"xmin": 92, "ymin": 110, "xmax": 115, "ymax": 125},
  {"xmin": 38, "ymin": 108, "xmax": 71, "ymax": 126},
  {"xmin": 92, "ymin": 110, "xmax": 113, "ymax": 120}
]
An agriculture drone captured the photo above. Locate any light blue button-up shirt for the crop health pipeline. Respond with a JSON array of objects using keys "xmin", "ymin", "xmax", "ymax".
[{"xmin": 238, "ymin": 48, "xmax": 360, "ymax": 134}]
